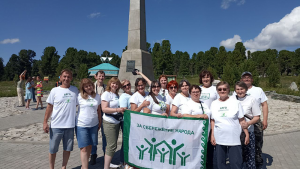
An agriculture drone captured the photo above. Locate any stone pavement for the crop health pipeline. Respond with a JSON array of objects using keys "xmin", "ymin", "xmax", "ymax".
[{"xmin": 0, "ymin": 97, "xmax": 300, "ymax": 168}]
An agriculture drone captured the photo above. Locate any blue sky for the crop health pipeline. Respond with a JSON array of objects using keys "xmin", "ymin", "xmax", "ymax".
[{"xmin": 1, "ymin": 0, "xmax": 300, "ymax": 64}]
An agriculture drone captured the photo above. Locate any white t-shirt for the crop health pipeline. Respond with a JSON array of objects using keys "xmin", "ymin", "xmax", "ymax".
[
  {"xmin": 46, "ymin": 86, "xmax": 79, "ymax": 128},
  {"xmin": 211, "ymin": 97, "xmax": 244, "ymax": 146},
  {"xmin": 129, "ymin": 91, "xmax": 149, "ymax": 112},
  {"xmin": 233, "ymin": 95, "xmax": 261, "ymax": 132},
  {"xmin": 172, "ymin": 93, "xmax": 191, "ymax": 114},
  {"xmin": 166, "ymin": 93, "xmax": 176, "ymax": 114},
  {"xmin": 146, "ymin": 95, "xmax": 167, "ymax": 115},
  {"xmin": 101, "ymin": 91, "xmax": 120, "ymax": 124},
  {"xmin": 200, "ymin": 85, "xmax": 219, "ymax": 109},
  {"xmin": 232, "ymin": 86, "xmax": 268, "ymax": 107},
  {"xmin": 76, "ymin": 94, "xmax": 101, "ymax": 127},
  {"xmin": 159, "ymin": 88, "xmax": 168, "ymax": 101}
]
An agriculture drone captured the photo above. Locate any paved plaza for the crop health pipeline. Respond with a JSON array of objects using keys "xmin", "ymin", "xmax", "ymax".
[{"xmin": 0, "ymin": 99, "xmax": 299, "ymax": 169}]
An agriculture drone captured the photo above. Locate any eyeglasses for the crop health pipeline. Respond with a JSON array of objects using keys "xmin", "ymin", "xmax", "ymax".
[
  {"xmin": 218, "ymin": 88, "xmax": 227, "ymax": 92},
  {"xmin": 123, "ymin": 83, "xmax": 130, "ymax": 88},
  {"xmin": 169, "ymin": 86, "xmax": 177, "ymax": 90},
  {"xmin": 152, "ymin": 85, "xmax": 160, "ymax": 89},
  {"xmin": 191, "ymin": 91, "xmax": 200, "ymax": 94}
]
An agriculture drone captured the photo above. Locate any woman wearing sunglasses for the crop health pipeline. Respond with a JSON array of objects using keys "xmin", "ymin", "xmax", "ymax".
[
  {"xmin": 165, "ymin": 80, "xmax": 178, "ymax": 115},
  {"xmin": 210, "ymin": 81, "xmax": 249, "ymax": 169},
  {"xmin": 170, "ymin": 80, "xmax": 191, "ymax": 118},
  {"xmin": 234, "ymin": 81, "xmax": 261, "ymax": 169},
  {"xmin": 143, "ymin": 81, "xmax": 168, "ymax": 116}
]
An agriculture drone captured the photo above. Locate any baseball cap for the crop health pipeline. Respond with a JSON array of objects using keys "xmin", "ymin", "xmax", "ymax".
[{"xmin": 241, "ymin": 71, "xmax": 252, "ymax": 78}]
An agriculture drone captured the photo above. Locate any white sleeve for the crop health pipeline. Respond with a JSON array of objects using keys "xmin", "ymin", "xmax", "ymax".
[
  {"xmin": 101, "ymin": 92, "xmax": 110, "ymax": 102},
  {"xmin": 183, "ymin": 103, "xmax": 192, "ymax": 115},
  {"xmin": 251, "ymin": 98, "xmax": 261, "ymax": 116},
  {"xmin": 129, "ymin": 93, "xmax": 138, "ymax": 105},
  {"xmin": 237, "ymin": 102, "xmax": 245, "ymax": 118},
  {"xmin": 210, "ymin": 102, "xmax": 215, "ymax": 119},
  {"xmin": 96, "ymin": 94, "xmax": 101, "ymax": 105},
  {"xmin": 260, "ymin": 89, "xmax": 268, "ymax": 103},
  {"xmin": 146, "ymin": 96, "xmax": 153, "ymax": 110},
  {"xmin": 172, "ymin": 95, "xmax": 180, "ymax": 107},
  {"xmin": 46, "ymin": 88, "xmax": 55, "ymax": 105},
  {"xmin": 203, "ymin": 103, "xmax": 211, "ymax": 118}
]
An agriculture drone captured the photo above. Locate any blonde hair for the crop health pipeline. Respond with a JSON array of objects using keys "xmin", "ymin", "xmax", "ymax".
[
  {"xmin": 106, "ymin": 77, "xmax": 121, "ymax": 95},
  {"xmin": 80, "ymin": 78, "xmax": 96, "ymax": 99}
]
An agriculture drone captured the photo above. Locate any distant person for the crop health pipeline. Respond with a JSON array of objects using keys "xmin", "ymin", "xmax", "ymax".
[
  {"xmin": 55, "ymin": 76, "xmax": 62, "ymax": 87},
  {"xmin": 43, "ymin": 69, "xmax": 79, "ymax": 169},
  {"xmin": 233, "ymin": 71, "xmax": 269, "ymax": 167},
  {"xmin": 17, "ymin": 70, "xmax": 26, "ymax": 107},
  {"xmin": 31, "ymin": 76, "xmax": 37, "ymax": 102},
  {"xmin": 34, "ymin": 76, "xmax": 43, "ymax": 110},
  {"xmin": 25, "ymin": 77, "xmax": 34, "ymax": 109},
  {"xmin": 170, "ymin": 80, "xmax": 191, "ymax": 118},
  {"xmin": 76, "ymin": 78, "xmax": 101, "ymax": 169},
  {"xmin": 136, "ymin": 71, "xmax": 168, "ymax": 100},
  {"xmin": 101, "ymin": 77, "xmax": 125, "ymax": 169},
  {"xmin": 165, "ymin": 80, "xmax": 178, "ymax": 115},
  {"xmin": 90, "ymin": 70, "xmax": 106, "ymax": 165}
]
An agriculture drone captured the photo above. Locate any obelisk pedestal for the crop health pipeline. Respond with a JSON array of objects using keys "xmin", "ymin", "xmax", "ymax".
[{"xmin": 118, "ymin": 0, "xmax": 154, "ymax": 89}]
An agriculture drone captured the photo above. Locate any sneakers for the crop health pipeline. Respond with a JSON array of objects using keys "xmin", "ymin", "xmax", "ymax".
[
  {"xmin": 124, "ymin": 164, "xmax": 133, "ymax": 169},
  {"xmin": 90, "ymin": 154, "xmax": 97, "ymax": 165},
  {"xmin": 110, "ymin": 163, "xmax": 120, "ymax": 168}
]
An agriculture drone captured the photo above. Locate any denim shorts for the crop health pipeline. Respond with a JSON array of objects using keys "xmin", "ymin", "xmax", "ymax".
[
  {"xmin": 49, "ymin": 127, "xmax": 74, "ymax": 154},
  {"xmin": 75, "ymin": 124, "xmax": 99, "ymax": 148}
]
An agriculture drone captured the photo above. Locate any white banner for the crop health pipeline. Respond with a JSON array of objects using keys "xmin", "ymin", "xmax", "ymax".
[{"xmin": 123, "ymin": 110, "xmax": 209, "ymax": 169}]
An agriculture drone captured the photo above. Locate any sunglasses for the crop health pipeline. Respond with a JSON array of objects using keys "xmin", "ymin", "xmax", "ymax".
[
  {"xmin": 218, "ymin": 88, "xmax": 227, "ymax": 92},
  {"xmin": 123, "ymin": 83, "xmax": 130, "ymax": 88},
  {"xmin": 152, "ymin": 85, "xmax": 161, "ymax": 89},
  {"xmin": 169, "ymin": 86, "xmax": 177, "ymax": 90}
]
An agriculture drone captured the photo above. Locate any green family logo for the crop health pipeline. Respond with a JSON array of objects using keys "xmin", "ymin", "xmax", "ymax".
[
  {"xmin": 136, "ymin": 138, "xmax": 190, "ymax": 166},
  {"xmin": 159, "ymin": 101, "xmax": 166, "ymax": 111},
  {"xmin": 200, "ymin": 93, "xmax": 210, "ymax": 100}
]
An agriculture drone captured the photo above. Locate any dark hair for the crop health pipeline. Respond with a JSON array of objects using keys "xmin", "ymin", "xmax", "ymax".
[
  {"xmin": 135, "ymin": 78, "xmax": 147, "ymax": 92},
  {"xmin": 189, "ymin": 85, "xmax": 201, "ymax": 94},
  {"xmin": 234, "ymin": 81, "xmax": 248, "ymax": 92},
  {"xmin": 149, "ymin": 81, "xmax": 161, "ymax": 104},
  {"xmin": 167, "ymin": 80, "xmax": 179, "ymax": 90},
  {"xmin": 199, "ymin": 70, "xmax": 214, "ymax": 84},
  {"xmin": 26, "ymin": 77, "xmax": 32, "ymax": 84},
  {"xmin": 179, "ymin": 80, "xmax": 191, "ymax": 88},
  {"xmin": 216, "ymin": 81, "xmax": 230, "ymax": 92},
  {"xmin": 95, "ymin": 70, "xmax": 105, "ymax": 76}
]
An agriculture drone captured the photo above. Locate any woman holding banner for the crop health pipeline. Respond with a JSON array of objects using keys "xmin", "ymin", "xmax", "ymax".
[
  {"xmin": 101, "ymin": 77, "xmax": 125, "ymax": 169},
  {"xmin": 182, "ymin": 85, "xmax": 210, "ymax": 119},
  {"xmin": 143, "ymin": 81, "xmax": 168, "ymax": 116},
  {"xmin": 130, "ymin": 78, "xmax": 150, "ymax": 112},
  {"xmin": 210, "ymin": 81, "xmax": 249, "ymax": 169},
  {"xmin": 165, "ymin": 80, "xmax": 178, "ymax": 115},
  {"xmin": 170, "ymin": 80, "xmax": 191, "ymax": 118},
  {"xmin": 234, "ymin": 81, "xmax": 261, "ymax": 169}
]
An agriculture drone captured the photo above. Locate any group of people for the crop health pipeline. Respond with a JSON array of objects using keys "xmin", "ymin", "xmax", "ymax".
[
  {"xmin": 16, "ymin": 70, "xmax": 43, "ymax": 110},
  {"xmin": 43, "ymin": 68, "xmax": 268, "ymax": 169}
]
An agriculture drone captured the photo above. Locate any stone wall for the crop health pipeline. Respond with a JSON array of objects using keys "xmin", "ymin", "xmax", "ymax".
[{"xmin": 265, "ymin": 91, "xmax": 300, "ymax": 103}]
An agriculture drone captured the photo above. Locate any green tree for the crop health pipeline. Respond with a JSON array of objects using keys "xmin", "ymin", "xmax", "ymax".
[
  {"xmin": 266, "ymin": 62, "xmax": 280, "ymax": 87},
  {"xmin": 159, "ymin": 40, "xmax": 173, "ymax": 75},
  {"xmin": 4, "ymin": 54, "xmax": 21, "ymax": 80},
  {"xmin": 0, "ymin": 57, "xmax": 4, "ymax": 80},
  {"xmin": 222, "ymin": 63, "xmax": 238, "ymax": 86},
  {"xmin": 173, "ymin": 51, "xmax": 182, "ymax": 76},
  {"xmin": 110, "ymin": 53, "xmax": 121, "ymax": 68},
  {"xmin": 31, "ymin": 59, "xmax": 40, "ymax": 76},
  {"xmin": 56, "ymin": 47, "xmax": 78, "ymax": 77},
  {"xmin": 86, "ymin": 52, "xmax": 101, "ymax": 68},
  {"xmin": 278, "ymin": 50, "xmax": 293, "ymax": 75},
  {"xmin": 152, "ymin": 43, "xmax": 161, "ymax": 76},
  {"xmin": 196, "ymin": 51, "xmax": 205, "ymax": 73},
  {"xmin": 214, "ymin": 46, "xmax": 227, "ymax": 77},
  {"xmin": 207, "ymin": 66, "xmax": 218, "ymax": 80},
  {"xmin": 189, "ymin": 53, "xmax": 197, "ymax": 76},
  {"xmin": 19, "ymin": 49, "xmax": 36, "ymax": 76},
  {"xmin": 77, "ymin": 64, "xmax": 89, "ymax": 80},
  {"xmin": 179, "ymin": 52, "xmax": 190, "ymax": 77},
  {"xmin": 40, "ymin": 47, "xmax": 60, "ymax": 78},
  {"xmin": 293, "ymin": 48, "xmax": 300, "ymax": 75}
]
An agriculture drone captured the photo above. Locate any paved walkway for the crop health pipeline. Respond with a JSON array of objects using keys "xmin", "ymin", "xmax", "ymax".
[{"xmin": 0, "ymin": 97, "xmax": 300, "ymax": 168}]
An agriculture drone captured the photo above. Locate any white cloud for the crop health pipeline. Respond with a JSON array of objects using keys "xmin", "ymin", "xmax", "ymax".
[
  {"xmin": 88, "ymin": 12, "xmax": 101, "ymax": 18},
  {"xmin": 220, "ymin": 6, "xmax": 300, "ymax": 52},
  {"xmin": 0, "ymin": 38, "xmax": 20, "ymax": 44},
  {"xmin": 221, "ymin": 0, "xmax": 246, "ymax": 9},
  {"xmin": 220, "ymin": 35, "xmax": 242, "ymax": 49}
]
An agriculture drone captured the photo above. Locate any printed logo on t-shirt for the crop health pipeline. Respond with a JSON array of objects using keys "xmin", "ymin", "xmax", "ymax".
[
  {"xmin": 200, "ymin": 93, "xmax": 210, "ymax": 100},
  {"xmin": 66, "ymin": 99, "xmax": 70, "ymax": 103},
  {"xmin": 159, "ymin": 101, "xmax": 167, "ymax": 111},
  {"xmin": 218, "ymin": 107, "xmax": 228, "ymax": 117},
  {"xmin": 90, "ymin": 104, "xmax": 93, "ymax": 107},
  {"xmin": 63, "ymin": 93, "xmax": 73, "ymax": 98}
]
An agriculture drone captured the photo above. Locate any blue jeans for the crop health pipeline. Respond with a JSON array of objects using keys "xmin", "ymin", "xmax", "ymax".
[
  {"xmin": 91, "ymin": 111, "xmax": 106, "ymax": 155},
  {"xmin": 49, "ymin": 127, "xmax": 74, "ymax": 154},
  {"xmin": 75, "ymin": 124, "xmax": 98, "ymax": 148}
]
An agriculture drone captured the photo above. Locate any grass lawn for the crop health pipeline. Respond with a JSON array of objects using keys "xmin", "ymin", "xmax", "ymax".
[{"xmin": 0, "ymin": 76, "xmax": 299, "ymax": 97}]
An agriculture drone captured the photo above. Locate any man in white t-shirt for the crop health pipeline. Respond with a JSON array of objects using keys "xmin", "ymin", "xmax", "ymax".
[
  {"xmin": 43, "ymin": 69, "xmax": 79, "ymax": 169},
  {"xmin": 238, "ymin": 71, "xmax": 268, "ymax": 167},
  {"xmin": 91, "ymin": 70, "xmax": 107, "ymax": 165}
]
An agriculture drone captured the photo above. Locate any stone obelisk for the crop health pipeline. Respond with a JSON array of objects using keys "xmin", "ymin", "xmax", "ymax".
[{"xmin": 118, "ymin": 0, "xmax": 154, "ymax": 88}]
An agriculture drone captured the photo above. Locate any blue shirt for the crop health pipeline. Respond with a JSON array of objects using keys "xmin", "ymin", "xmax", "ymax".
[{"xmin": 119, "ymin": 93, "xmax": 132, "ymax": 109}]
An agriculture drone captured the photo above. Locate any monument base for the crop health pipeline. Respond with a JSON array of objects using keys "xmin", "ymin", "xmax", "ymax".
[{"xmin": 118, "ymin": 49, "xmax": 154, "ymax": 91}]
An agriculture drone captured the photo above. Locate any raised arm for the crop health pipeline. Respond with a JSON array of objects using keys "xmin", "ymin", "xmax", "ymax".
[{"xmin": 136, "ymin": 71, "xmax": 152, "ymax": 86}]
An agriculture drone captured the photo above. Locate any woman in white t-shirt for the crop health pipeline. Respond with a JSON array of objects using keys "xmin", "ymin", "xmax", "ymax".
[
  {"xmin": 210, "ymin": 81, "xmax": 249, "ymax": 169},
  {"xmin": 130, "ymin": 78, "xmax": 149, "ymax": 112},
  {"xmin": 234, "ymin": 81, "xmax": 261, "ymax": 169},
  {"xmin": 170, "ymin": 80, "xmax": 191, "ymax": 118},
  {"xmin": 76, "ymin": 78, "xmax": 102, "ymax": 169},
  {"xmin": 144, "ymin": 81, "xmax": 168, "ymax": 116},
  {"xmin": 101, "ymin": 77, "xmax": 125, "ymax": 169},
  {"xmin": 199, "ymin": 70, "xmax": 219, "ymax": 168},
  {"xmin": 165, "ymin": 80, "xmax": 178, "ymax": 115}
]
